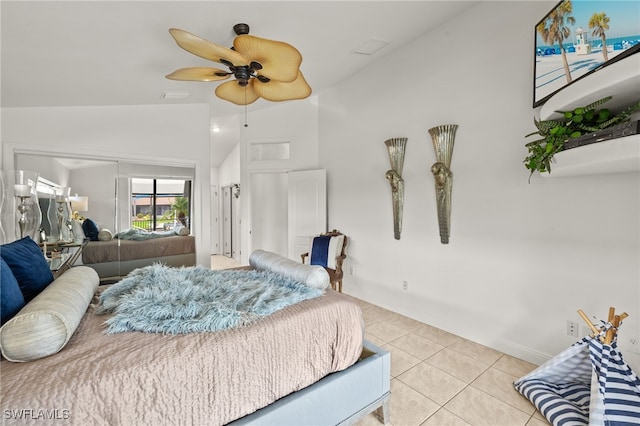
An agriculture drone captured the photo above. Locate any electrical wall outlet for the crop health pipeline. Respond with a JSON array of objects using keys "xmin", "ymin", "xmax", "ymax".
[
  {"xmin": 566, "ymin": 320, "xmax": 579, "ymax": 337},
  {"xmin": 402, "ymin": 280, "xmax": 408, "ymax": 290}
]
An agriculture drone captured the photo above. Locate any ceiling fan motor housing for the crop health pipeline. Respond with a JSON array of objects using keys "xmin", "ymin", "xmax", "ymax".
[{"xmin": 234, "ymin": 67, "xmax": 250, "ymax": 85}]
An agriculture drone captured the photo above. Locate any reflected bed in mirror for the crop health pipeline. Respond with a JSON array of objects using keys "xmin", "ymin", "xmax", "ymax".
[{"xmin": 15, "ymin": 153, "xmax": 197, "ymax": 282}]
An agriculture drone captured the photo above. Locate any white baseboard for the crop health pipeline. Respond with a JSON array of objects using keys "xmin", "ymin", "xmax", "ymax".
[{"xmin": 492, "ymin": 339, "xmax": 552, "ymax": 366}]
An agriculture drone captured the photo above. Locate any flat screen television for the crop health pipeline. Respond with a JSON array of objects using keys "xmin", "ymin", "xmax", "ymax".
[{"xmin": 533, "ymin": 0, "xmax": 640, "ymax": 107}]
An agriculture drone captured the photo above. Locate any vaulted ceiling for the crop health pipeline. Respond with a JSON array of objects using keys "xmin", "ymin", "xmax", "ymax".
[{"xmin": 1, "ymin": 1, "xmax": 478, "ymax": 163}]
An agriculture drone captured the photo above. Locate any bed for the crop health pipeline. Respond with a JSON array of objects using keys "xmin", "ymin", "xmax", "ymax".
[
  {"xmin": 80, "ymin": 234, "xmax": 196, "ymax": 279},
  {"xmin": 0, "ymin": 251, "xmax": 390, "ymax": 426}
]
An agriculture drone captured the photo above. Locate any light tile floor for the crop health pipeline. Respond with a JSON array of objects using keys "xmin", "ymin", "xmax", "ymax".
[
  {"xmin": 348, "ymin": 296, "xmax": 549, "ymax": 426},
  {"xmin": 210, "ymin": 254, "xmax": 242, "ymax": 270},
  {"xmin": 210, "ymin": 255, "xmax": 548, "ymax": 426}
]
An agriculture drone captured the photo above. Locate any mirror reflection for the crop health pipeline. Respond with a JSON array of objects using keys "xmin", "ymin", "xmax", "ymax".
[{"xmin": 15, "ymin": 154, "xmax": 196, "ymax": 283}]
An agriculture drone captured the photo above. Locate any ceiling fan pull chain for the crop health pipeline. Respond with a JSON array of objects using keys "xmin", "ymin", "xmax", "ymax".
[{"xmin": 244, "ymin": 87, "xmax": 249, "ymax": 127}]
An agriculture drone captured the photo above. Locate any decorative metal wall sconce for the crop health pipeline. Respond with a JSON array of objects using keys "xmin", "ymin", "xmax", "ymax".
[
  {"xmin": 384, "ymin": 138, "xmax": 407, "ymax": 240},
  {"xmin": 428, "ymin": 124, "xmax": 458, "ymax": 244}
]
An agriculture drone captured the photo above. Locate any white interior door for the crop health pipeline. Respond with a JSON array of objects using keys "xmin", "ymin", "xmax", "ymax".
[
  {"xmin": 250, "ymin": 173, "xmax": 288, "ymax": 256},
  {"xmin": 222, "ymin": 186, "xmax": 232, "ymax": 257},
  {"xmin": 231, "ymin": 187, "xmax": 240, "ymax": 259},
  {"xmin": 287, "ymin": 169, "xmax": 327, "ymax": 260},
  {"xmin": 210, "ymin": 185, "xmax": 219, "ymax": 254}
]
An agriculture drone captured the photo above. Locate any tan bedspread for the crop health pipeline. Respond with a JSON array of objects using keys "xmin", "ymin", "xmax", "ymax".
[
  {"xmin": 0, "ymin": 288, "xmax": 363, "ymax": 425},
  {"xmin": 82, "ymin": 235, "xmax": 195, "ymax": 264}
]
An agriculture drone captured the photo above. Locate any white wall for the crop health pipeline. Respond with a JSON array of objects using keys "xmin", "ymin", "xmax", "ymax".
[
  {"xmin": 1, "ymin": 103, "xmax": 212, "ymax": 267},
  {"xmin": 238, "ymin": 96, "xmax": 321, "ymax": 263},
  {"xmin": 69, "ymin": 164, "xmax": 118, "ymax": 231},
  {"xmin": 319, "ymin": 1, "xmax": 640, "ymax": 369},
  {"xmin": 218, "ymin": 143, "xmax": 241, "ymax": 187},
  {"xmin": 15, "ymin": 155, "xmax": 71, "ymax": 188}
]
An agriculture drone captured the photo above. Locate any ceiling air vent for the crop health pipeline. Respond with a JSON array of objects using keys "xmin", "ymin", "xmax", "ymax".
[
  {"xmin": 350, "ymin": 38, "xmax": 390, "ymax": 56},
  {"xmin": 161, "ymin": 91, "xmax": 189, "ymax": 100}
]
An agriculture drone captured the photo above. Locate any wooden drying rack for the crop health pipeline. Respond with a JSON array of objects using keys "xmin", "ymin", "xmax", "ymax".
[{"xmin": 578, "ymin": 307, "xmax": 629, "ymax": 345}]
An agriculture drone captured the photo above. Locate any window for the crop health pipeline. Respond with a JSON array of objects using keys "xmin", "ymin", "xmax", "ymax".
[{"xmin": 130, "ymin": 178, "xmax": 191, "ymax": 231}]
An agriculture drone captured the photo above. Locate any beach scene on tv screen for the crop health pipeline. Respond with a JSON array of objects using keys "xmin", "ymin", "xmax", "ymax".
[{"xmin": 534, "ymin": 0, "xmax": 640, "ymax": 106}]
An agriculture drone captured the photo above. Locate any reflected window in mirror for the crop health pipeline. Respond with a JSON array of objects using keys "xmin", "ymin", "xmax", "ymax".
[{"xmin": 130, "ymin": 178, "xmax": 192, "ymax": 232}]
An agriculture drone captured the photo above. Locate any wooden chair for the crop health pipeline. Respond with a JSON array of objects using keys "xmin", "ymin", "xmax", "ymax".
[{"xmin": 301, "ymin": 230, "xmax": 348, "ymax": 292}]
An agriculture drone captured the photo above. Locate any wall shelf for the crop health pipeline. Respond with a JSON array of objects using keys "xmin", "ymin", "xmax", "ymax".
[
  {"xmin": 541, "ymin": 134, "xmax": 640, "ymax": 178},
  {"xmin": 538, "ymin": 53, "xmax": 640, "ymax": 177}
]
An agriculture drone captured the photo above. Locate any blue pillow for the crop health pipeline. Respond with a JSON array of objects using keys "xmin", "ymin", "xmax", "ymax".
[
  {"xmin": 310, "ymin": 235, "xmax": 332, "ymax": 268},
  {"xmin": 1, "ymin": 258, "xmax": 25, "ymax": 325},
  {"xmin": 82, "ymin": 218, "xmax": 99, "ymax": 241},
  {"xmin": 1, "ymin": 237, "xmax": 54, "ymax": 303}
]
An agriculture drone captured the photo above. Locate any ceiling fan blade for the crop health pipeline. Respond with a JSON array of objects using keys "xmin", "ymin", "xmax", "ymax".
[
  {"xmin": 165, "ymin": 67, "xmax": 231, "ymax": 82},
  {"xmin": 233, "ymin": 35, "xmax": 302, "ymax": 83},
  {"xmin": 215, "ymin": 80, "xmax": 260, "ymax": 105},
  {"xmin": 169, "ymin": 28, "xmax": 249, "ymax": 67},
  {"xmin": 253, "ymin": 71, "xmax": 312, "ymax": 102}
]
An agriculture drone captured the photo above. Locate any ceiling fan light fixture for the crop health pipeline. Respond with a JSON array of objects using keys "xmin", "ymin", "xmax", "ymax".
[
  {"xmin": 215, "ymin": 80, "xmax": 260, "ymax": 105},
  {"xmin": 233, "ymin": 66, "xmax": 251, "ymax": 84}
]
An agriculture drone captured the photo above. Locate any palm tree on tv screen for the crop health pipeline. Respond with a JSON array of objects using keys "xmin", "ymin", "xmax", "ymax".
[
  {"xmin": 537, "ymin": 0, "xmax": 576, "ymax": 83},
  {"xmin": 589, "ymin": 11, "xmax": 610, "ymax": 62}
]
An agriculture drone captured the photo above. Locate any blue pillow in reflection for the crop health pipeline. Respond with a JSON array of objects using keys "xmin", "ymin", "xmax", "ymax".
[{"xmin": 82, "ymin": 218, "xmax": 99, "ymax": 241}]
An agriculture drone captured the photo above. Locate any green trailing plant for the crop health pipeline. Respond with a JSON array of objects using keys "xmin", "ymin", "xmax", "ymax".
[{"xmin": 524, "ymin": 96, "xmax": 640, "ymax": 180}]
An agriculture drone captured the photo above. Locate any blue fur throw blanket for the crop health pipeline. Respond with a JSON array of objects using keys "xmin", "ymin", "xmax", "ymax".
[
  {"xmin": 96, "ymin": 264, "xmax": 323, "ymax": 334},
  {"xmin": 115, "ymin": 228, "xmax": 175, "ymax": 240}
]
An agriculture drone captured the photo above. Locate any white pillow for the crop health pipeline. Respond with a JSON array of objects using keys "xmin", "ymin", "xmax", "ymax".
[
  {"xmin": 98, "ymin": 228, "xmax": 113, "ymax": 241},
  {"xmin": 0, "ymin": 266, "xmax": 99, "ymax": 362},
  {"xmin": 249, "ymin": 250, "xmax": 330, "ymax": 290},
  {"xmin": 174, "ymin": 225, "xmax": 189, "ymax": 236}
]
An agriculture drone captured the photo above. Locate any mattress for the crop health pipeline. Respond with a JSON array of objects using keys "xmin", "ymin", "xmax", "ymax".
[
  {"xmin": 0, "ymin": 287, "xmax": 364, "ymax": 425},
  {"xmin": 81, "ymin": 235, "xmax": 195, "ymax": 264}
]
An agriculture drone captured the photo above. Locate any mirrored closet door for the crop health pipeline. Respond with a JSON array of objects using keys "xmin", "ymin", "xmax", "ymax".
[{"xmin": 13, "ymin": 153, "xmax": 195, "ymax": 281}]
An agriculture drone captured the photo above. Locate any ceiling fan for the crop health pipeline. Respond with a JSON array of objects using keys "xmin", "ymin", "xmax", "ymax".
[{"xmin": 166, "ymin": 23, "xmax": 312, "ymax": 106}]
